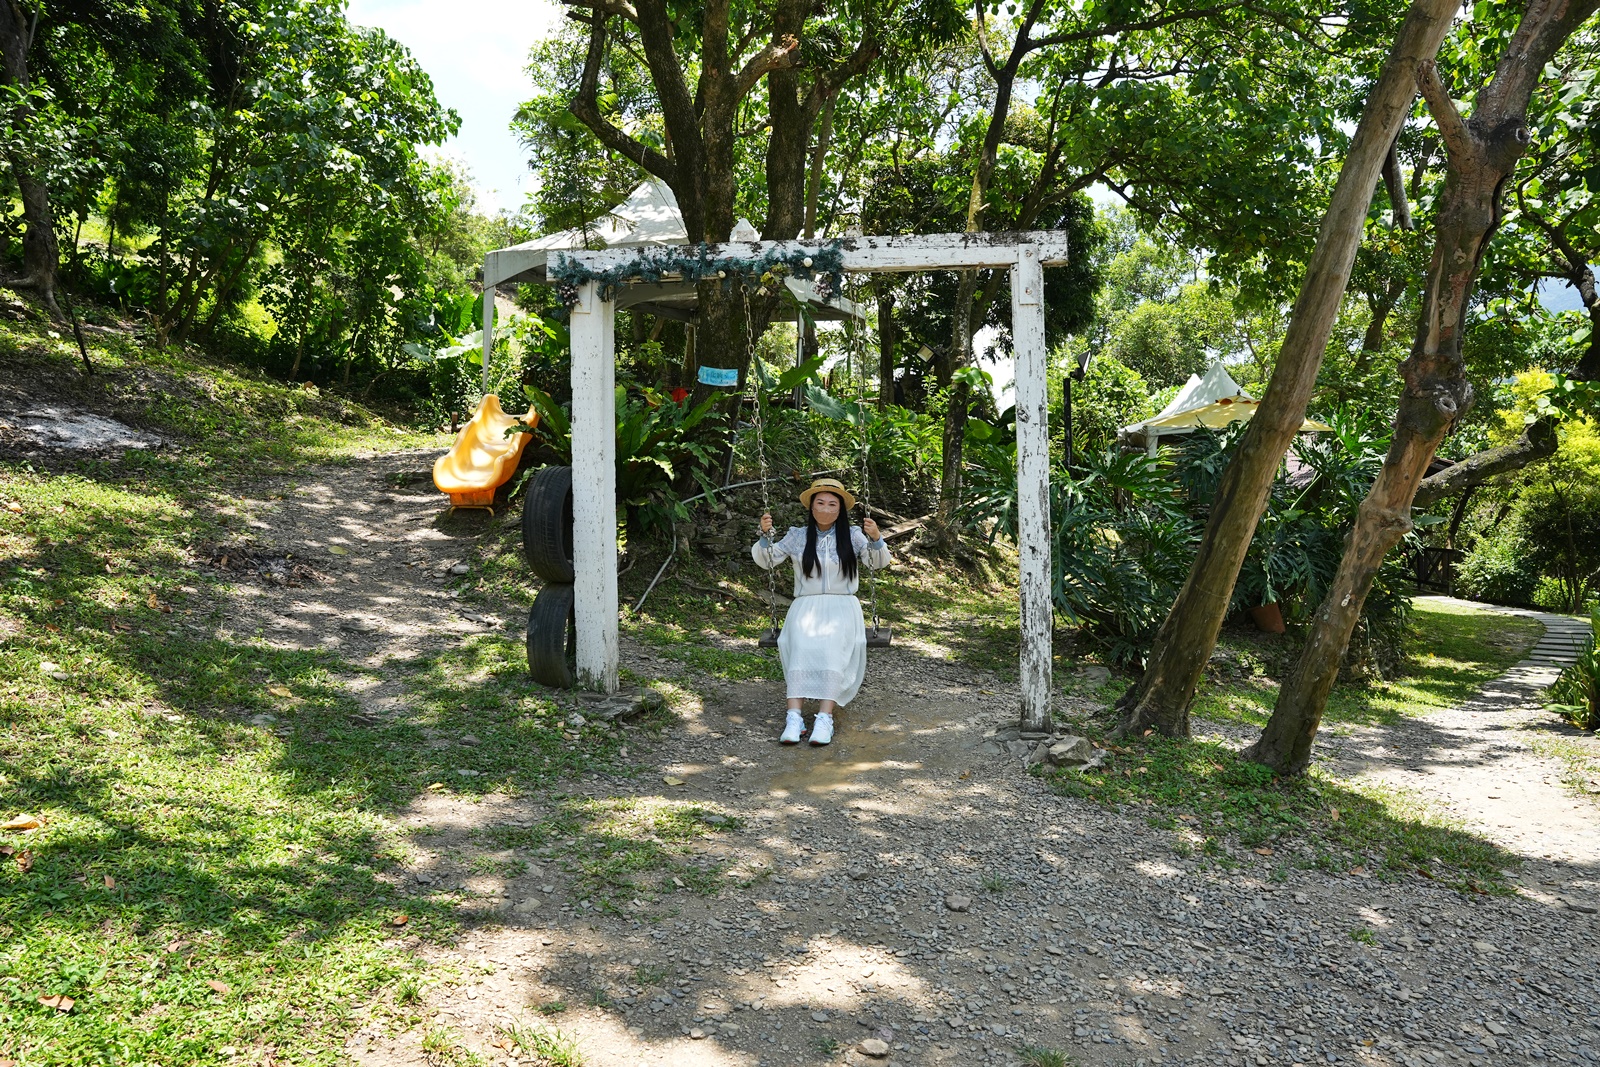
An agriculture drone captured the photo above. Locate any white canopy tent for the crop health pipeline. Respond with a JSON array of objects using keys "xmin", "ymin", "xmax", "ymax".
[
  {"xmin": 509, "ymin": 232, "xmax": 1069, "ymax": 733},
  {"xmin": 1119, "ymin": 361, "xmax": 1331, "ymax": 454},
  {"xmin": 478, "ymin": 181, "xmax": 863, "ymax": 388}
]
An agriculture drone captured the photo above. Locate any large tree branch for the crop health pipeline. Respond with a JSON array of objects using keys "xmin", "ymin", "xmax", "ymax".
[
  {"xmin": 564, "ymin": 0, "xmax": 638, "ymax": 21},
  {"xmin": 734, "ymin": 34, "xmax": 799, "ymax": 99},
  {"xmin": 1414, "ymin": 59, "xmax": 1475, "ymax": 163},
  {"xmin": 568, "ymin": 14, "xmax": 674, "ymax": 182},
  {"xmin": 1381, "ymin": 133, "xmax": 1414, "ymax": 230},
  {"xmin": 1028, "ymin": 2, "xmax": 1245, "ymax": 48},
  {"xmin": 1412, "ymin": 416, "xmax": 1559, "ymax": 510},
  {"xmin": 629, "ymin": 0, "xmax": 702, "ymax": 153}
]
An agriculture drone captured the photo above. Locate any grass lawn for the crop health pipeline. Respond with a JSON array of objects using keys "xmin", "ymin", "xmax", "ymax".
[
  {"xmin": 0, "ymin": 324, "xmax": 552, "ymax": 1065},
  {"xmin": 1191, "ymin": 597, "xmax": 1544, "ymax": 730}
]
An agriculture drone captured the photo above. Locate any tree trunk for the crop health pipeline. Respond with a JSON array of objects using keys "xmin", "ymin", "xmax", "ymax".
[
  {"xmin": 1113, "ymin": 0, "xmax": 1461, "ymax": 739},
  {"xmin": 929, "ymin": 269, "xmax": 979, "ymax": 550},
  {"xmin": 1244, "ymin": 0, "xmax": 1599, "ymax": 777},
  {"xmin": 0, "ymin": 0, "xmax": 60, "ymax": 314},
  {"xmin": 1360, "ymin": 275, "xmax": 1408, "ymax": 355},
  {"xmin": 876, "ymin": 287, "xmax": 896, "ymax": 410},
  {"xmin": 1445, "ymin": 484, "xmax": 1476, "ymax": 550}
]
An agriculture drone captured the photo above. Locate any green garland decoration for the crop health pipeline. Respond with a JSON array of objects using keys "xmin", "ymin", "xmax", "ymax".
[{"xmin": 547, "ymin": 241, "xmax": 846, "ymax": 306}]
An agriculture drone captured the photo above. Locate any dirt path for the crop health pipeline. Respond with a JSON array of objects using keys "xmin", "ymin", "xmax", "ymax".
[
  {"xmin": 1325, "ymin": 597, "xmax": 1599, "ymax": 880},
  {"xmin": 221, "ymin": 459, "xmax": 1600, "ymax": 1067}
]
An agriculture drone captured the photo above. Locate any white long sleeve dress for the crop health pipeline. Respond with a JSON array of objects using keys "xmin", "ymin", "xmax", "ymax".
[{"xmin": 752, "ymin": 525, "xmax": 891, "ymax": 707}]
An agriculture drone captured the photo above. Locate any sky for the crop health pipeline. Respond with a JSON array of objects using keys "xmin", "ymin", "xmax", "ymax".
[{"xmin": 346, "ymin": 0, "xmax": 563, "ymax": 214}]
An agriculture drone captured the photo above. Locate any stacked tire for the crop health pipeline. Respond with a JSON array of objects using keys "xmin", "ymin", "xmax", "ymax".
[{"xmin": 523, "ymin": 466, "xmax": 577, "ymax": 688}]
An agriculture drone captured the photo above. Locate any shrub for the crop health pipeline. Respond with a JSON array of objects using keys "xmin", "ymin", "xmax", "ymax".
[
  {"xmin": 526, "ymin": 383, "xmax": 727, "ymax": 539},
  {"xmin": 1051, "ymin": 449, "xmax": 1200, "ymax": 668},
  {"xmin": 1066, "ymin": 354, "xmax": 1155, "ymax": 455},
  {"xmin": 1456, "ymin": 533, "xmax": 1540, "ymax": 607},
  {"xmin": 1545, "ymin": 606, "xmax": 1600, "ymax": 731},
  {"xmin": 1518, "ymin": 481, "xmax": 1600, "ymax": 613}
]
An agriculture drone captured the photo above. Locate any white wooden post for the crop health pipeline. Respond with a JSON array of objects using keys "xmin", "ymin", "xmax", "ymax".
[
  {"xmin": 481, "ymin": 285, "xmax": 496, "ymax": 394},
  {"xmin": 1011, "ymin": 246, "xmax": 1053, "ymax": 732},
  {"xmin": 569, "ymin": 280, "xmax": 620, "ymax": 692}
]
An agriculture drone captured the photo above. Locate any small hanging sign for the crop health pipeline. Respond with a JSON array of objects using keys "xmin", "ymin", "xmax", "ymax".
[{"xmin": 697, "ymin": 366, "xmax": 740, "ymax": 387}]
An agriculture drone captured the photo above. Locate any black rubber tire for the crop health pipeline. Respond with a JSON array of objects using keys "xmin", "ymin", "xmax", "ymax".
[
  {"xmin": 526, "ymin": 583, "xmax": 576, "ymax": 689},
  {"xmin": 522, "ymin": 465, "xmax": 575, "ymax": 583}
]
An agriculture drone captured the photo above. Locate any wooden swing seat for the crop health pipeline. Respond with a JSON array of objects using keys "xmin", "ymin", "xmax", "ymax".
[{"xmin": 760, "ymin": 625, "xmax": 892, "ymax": 648}]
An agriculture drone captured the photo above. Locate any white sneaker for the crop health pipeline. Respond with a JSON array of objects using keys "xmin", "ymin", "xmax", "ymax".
[
  {"xmin": 809, "ymin": 712, "xmax": 834, "ymax": 746},
  {"xmin": 779, "ymin": 710, "xmax": 806, "ymax": 745}
]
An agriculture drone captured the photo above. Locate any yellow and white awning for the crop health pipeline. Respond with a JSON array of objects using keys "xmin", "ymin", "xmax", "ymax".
[{"xmin": 1120, "ymin": 362, "xmax": 1331, "ymax": 454}]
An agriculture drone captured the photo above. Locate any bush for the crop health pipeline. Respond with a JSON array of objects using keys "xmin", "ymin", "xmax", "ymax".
[
  {"xmin": 1518, "ymin": 481, "xmax": 1600, "ymax": 613},
  {"xmin": 1545, "ymin": 606, "xmax": 1599, "ymax": 731},
  {"xmin": 1066, "ymin": 354, "xmax": 1155, "ymax": 455},
  {"xmin": 1051, "ymin": 449, "xmax": 1200, "ymax": 668},
  {"xmin": 1456, "ymin": 533, "xmax": 1540, "ymax": 607},
  {"xmin": 526, "ymin": 383, "xmax": 727, "ymax": 539}
]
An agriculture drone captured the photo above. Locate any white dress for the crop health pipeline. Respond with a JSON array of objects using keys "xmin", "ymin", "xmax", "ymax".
[{"xmin": 752, "ymin": 525, "xmax": 891, "ymax": 706}]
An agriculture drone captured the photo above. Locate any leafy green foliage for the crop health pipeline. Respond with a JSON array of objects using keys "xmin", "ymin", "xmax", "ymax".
[
  {"xmin": 960, "ymin": 406, "xmax": 1406, "ymax": 670},
  {"xmin": 1546, "ymin": 606, "xmax": 1600, "ymax": 732},
  {"xmin": 1456, "ymin": 534, "xmax": 1543, "ymax": 607},
  {"xmin": 525, "ymin": 384, "xmax": 728, "ymax": 536},
  {"xmin": 1051, "ymin": 450, "xmax": 1201, "ymax": 668},
  {"xmin": 1061, "ymin": 354, "xmax": 1155, "ymax": 456}
]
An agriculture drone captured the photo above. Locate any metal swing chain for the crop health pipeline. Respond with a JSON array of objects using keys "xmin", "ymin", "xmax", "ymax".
[
  {"xmin": 744, "ymin": 281, "xmax": 781, "ymax": 638},
  {"xmin": 849, "ymin": 276, "xmax": 883, "ymax": 635}
]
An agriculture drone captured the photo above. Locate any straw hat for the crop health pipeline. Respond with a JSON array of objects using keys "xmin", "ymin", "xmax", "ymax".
[{"xmin": 799, "ymin": 477, "xmax": 856, "ymax": 511}]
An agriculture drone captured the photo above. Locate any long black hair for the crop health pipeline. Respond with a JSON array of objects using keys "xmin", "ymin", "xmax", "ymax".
[{"xmin": 801, "ymin": 498, "xmax": 858, "ymax": 582}]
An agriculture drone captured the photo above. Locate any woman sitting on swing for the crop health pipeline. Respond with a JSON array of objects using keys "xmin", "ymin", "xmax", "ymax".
[{"xmin": 752, "ymin": 478, "xmax": 891, "ymax": 746}]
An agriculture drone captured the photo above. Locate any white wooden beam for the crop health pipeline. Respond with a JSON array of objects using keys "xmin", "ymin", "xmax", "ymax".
[
  {"xmin": 1011, "ymin": 246, "xmax": 1053, "ymax": 732},
  {"xmin": 553, "ymin": 230, "xmax": 1071, "ymax": 277},
  {"xmin": 568, "ymin": 280, "xmax": 620, "ymax": 692}
]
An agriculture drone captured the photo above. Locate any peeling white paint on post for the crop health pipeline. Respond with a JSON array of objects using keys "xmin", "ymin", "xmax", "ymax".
[
  {"xmin": 1011, "ymin": 246, "xmax": 1053, "ymax": 732},
  {"xmin": 568, "ymin": 280, "xmax": 619, "ymax": 692}
]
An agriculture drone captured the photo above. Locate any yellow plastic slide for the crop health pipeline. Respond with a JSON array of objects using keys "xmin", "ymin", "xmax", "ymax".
[{"xmin": 432, "ymin": 394, "xmax": 540, "ymax": 511}]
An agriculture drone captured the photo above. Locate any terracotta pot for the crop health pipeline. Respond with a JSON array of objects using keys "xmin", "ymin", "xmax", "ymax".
[{"xmin": 1250, "ymin": 601, "xmax": 1286, "ymax": 634}]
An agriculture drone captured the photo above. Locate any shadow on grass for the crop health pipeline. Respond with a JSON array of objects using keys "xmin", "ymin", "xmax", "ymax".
[
  {"xmin": 474, "ymin": 795, "xmax": 745, "ymax": 915},
  {"xmin": 1039, "ymin": 731, "xmax": 1515, "ymax": 892},
  {"xmin": 0, "ymin": 462, "xmax": 631, "ymax": 1063},
  {"xmin": 1193, "ymin": 600, "xmax": 1546, "ymax": 730}
]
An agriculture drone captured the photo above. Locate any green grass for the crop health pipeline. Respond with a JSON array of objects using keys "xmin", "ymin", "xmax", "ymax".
[
  {"xmin": 1526, "ymin": 733, "xmax": 1600, "ymax": 807},
  {"xmin": 0, "ymin": 320, "xmax": 603, "ymax": 1064},
  {"xmin": 1193, "ymin": 599, "xmax": 1544, "ymax": 729},
  {"xmin": 397, "ymin": 634, "xmax": 638, "ymax": 789},
  {"xmin": 1048, "ymin": 603, "xmax": 1549, "ymax": 896},
  {"xmin": 503, "ymin": 1019, "xmax": 584, "ymax": 1067},
  {"xmin": 1039, "ymin": 734, "xmax": 1514, "ymax": 892},
  {"xmin": 476, "ymin": 796, "xmax": 742, "ymax": 915},
  {"xmin": 0, "ymin": 315, "xmax": 443, "ymax": 486}
]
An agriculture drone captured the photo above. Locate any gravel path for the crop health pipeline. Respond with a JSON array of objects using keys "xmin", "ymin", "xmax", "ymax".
[
  {"xmin": 215, "ymin": 459, "xmax": 1600, "ymax": 1067},
  {"xmin": 1326, "ymin": 597, "xmax": 1599, "ymax": 876}
]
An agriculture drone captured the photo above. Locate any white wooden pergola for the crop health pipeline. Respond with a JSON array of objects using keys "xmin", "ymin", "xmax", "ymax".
[{"xmin": 541, "ymin": 231, "xmax": 1067, "ymax": 731}]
